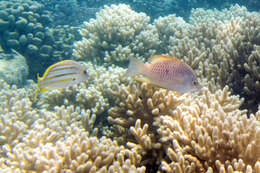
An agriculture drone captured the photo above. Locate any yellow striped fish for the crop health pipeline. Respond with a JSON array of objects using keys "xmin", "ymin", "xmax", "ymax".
[{"xmin": 34, "ymin": 60, "xmax": 88, "ymax": 101}]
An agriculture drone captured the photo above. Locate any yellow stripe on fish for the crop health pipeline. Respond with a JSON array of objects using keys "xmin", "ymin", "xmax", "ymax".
[
  {"xmin": 127, "ymin": 55, "xmax": 201, "ymax": 93},
  {"xmin": 40, "ymin": 72, "xmax": 82, "ymax": 84},
  {"xmin": 40, "ymin": 76, "xmax": 79, "ymax": 87},
  {"xmin": 33, "ymin": 60, "xmax": 88, "ymax": 101}
]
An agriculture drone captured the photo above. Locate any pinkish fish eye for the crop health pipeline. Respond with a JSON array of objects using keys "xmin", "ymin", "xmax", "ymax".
[{"xmin": 192, "ymin": 80, "xmax": 199, "ymax": 86}]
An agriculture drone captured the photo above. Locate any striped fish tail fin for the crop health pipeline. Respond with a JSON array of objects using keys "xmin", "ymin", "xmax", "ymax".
[{"xmin": 33, "ymin": 73, "xmax": 41, "ymax": 102}]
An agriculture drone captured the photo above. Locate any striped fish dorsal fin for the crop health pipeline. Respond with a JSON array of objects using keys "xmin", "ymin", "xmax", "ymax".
[
  {"xmin": 40, "ymin": 60, "xmax": 78, "ymax": 79},
  {"xmin": 40, "ymin": 60, "xmax": 64, "ymax": 79},
  {"xmin": 148, "ymin": 55, "xmax": 182, "ymax": 64}
]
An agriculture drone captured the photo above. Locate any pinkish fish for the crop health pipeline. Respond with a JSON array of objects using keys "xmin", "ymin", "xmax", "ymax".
[{"xmin": 127, "ymin": 55, "xmax": 201, "ymax": 93}]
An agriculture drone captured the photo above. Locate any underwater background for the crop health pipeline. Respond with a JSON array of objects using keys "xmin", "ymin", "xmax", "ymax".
[{"xmin": 0, "ymin": 0, "xmax": 260, "ymax": 172}]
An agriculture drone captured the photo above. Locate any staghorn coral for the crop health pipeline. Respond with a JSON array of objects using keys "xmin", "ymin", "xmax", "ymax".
[
  {"xmin": 0, "ymin": 78, "xmax": 96, "ymax": 152},
  {"xmin": 73, "ymin": 4, "xmax": 160, "ymax": 66},
  {"xmin": 157, "ymin": 87, "xmax": 260, "ymax": 172},
  {"xmin": 107, "ymin": 77, "xmax": 260, "ymax": 172},
  {"xmin": 107, "ymin": 82, "xmax": 185, "ymax": 144},
  {"xmin": 153, "ymin": 14, "xmax": 190, "ymax": 54},
  {"xmin": 0, "ymin": 79, "xmax": 145, "ymax": 172},
  {"xmin": 2, "ymin": 133, "xmax": 145, "ymax": 172},
  {"xmin": 107, "ymin": 81, "xmax": 190, "ymax": 169},
  {"xmin": 191, "ymin": 5, "xmax": 260, "ymax": 113},
  {"xmin": 243, "ymin": 45, "xmax": 260, "ymax": 108},
  {"xmin": 0, "ymin": 80, "xmax": 37, "ymax": 156}
]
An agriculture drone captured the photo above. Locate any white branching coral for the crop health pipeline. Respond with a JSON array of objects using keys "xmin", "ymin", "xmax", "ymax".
[
  {"xmin": 107, "ymin": 82, "xmax": 185, "ymax": 144},
  {"xmin": 2, "ymin": 132, "xmax": 145, "ymax": 172},
  {"xmin": 157, "ymin": 87, "xmax": 259, "ymax": 172},
  {"xmin": 189, "ymin": 4, "xmax": 248, "ymax": 24},
  {"xmin": 105, "ymin": 76, "xmax": 260, "ymax": 172},
  {"xmin": 73, "ymin": 4, "xmax": 160, "ymax": 65},
  {"xmin": 0, "ymin": 79, "xmax": 146, "ymax": 172},
  {"xmin": 0, "ymin": 80, "xmax": 38, "ymax": 157}
]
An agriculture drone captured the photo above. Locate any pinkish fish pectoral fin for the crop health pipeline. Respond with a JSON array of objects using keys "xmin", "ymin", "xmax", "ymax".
[
  {"xmin": 173, "ymin": 77, "xmax": 184, "ymax": 85},
  {"xmin": 156, "ymin": 77, "xmax": 185, "ymax": 91},
  {"xmin": 135, "ymin": 76, "xmax": 166, "ymax": 89},
  {"xmin": 172, "ymin": 90, "xmax": 182, "ymax": 96},
  {"xmin": 134, "ymin": 76, "xmax": 151, "ymax": 83}
]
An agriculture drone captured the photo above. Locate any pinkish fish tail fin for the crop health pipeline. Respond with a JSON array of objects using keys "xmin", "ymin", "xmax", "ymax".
[{"xmin": 126, "ymin": 57, "xmax": 144, "ymax": 77}]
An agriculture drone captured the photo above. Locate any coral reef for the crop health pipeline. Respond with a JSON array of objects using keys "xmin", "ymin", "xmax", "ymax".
[
  {"xmin": 107, "ymin": 82, "xmax": 184, "ymax": 145},
  {"xmin": 0, "ymin": 79, "xmax": 145, "ymax": 172},
  {"xmin": 34, "ymin": 61, "xmax": 129, "ymax": 137},
  {"xmin": 1, "ymin": 75, "xmax": 259, "ymax": 172},
  {"xmin": 107, "ymin": 82, "xmax": 185, "ymax": 169},
  {"xmin": 107, "ymin": 79, "xmax": 260, "ymax": 172},
  {"xmin": 74, "ymin": 4, "xmax": 259, "ymax": 113},
  {"xmin": 0, "ymin": 0, "xmax": 50, "ymax": 75},
  {"xmin": 151, "ymin": 5, "xmax": 260, "ymax": 113},
  {"xmin": 1, "ymin": 3, "xmax": 260, "ymax": 173},
  {"xmin": 73, "ymin": 4, "xmax": 160, "ymax": 66},
  {"xmin": 157, "ymin": 87, "xmax": 259, "ymax": 172}
]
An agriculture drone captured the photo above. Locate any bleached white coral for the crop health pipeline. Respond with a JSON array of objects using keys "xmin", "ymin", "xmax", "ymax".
[
  {"xmin": 73, "ymin": 4, "xmax": 160, "ymax": 65},
  {"xmin": 189, "ymin": 4, "xmax": 248, "ymax": 24},
  {"xmin": 157, "ymin": 87, "xmax": 259, "ymax": 172},
  {"xmin": 2, "ymin": 132, "xmax": 146, "ymax": 172},
  {"xmin": 0, "ymin": 80, "xmax": 139, "ymax": 172}
]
